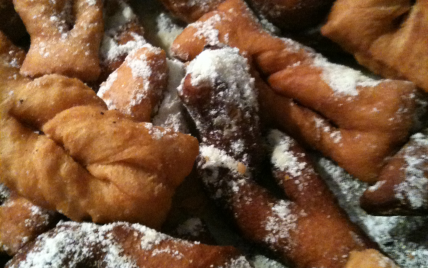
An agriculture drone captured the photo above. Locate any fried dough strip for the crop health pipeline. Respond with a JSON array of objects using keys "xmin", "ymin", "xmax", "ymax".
[
  {"xmin": 6, "ymin": 221, "xmax": 253, "ymax": 268},
  {"xmin": 97, "ymin": 45, "xmax": 168, "ymax": 122},
  {"xmin": 13, "ymin": 0, "xmax": 104, "ymax": 81},
  {"xmin": 321, "ymin": 0, "xmax": 428, "ymax": 92},
  {"xmin": 361, "ymin": 131, "xmax": 428, "ymax": 215},
  {"xmin": 171, "ymin": 0, "xmax": 420, "ymax": 183},
  {"xmin": 178, "ymin": 48, "xmax": 391, "ymax": 268},
  {"xmin": 1, "ymin": 74, "xmax": 199, "ymax": 228}
]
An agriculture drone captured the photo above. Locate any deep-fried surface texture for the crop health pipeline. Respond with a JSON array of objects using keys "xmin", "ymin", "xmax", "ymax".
[
  {"xmin": 361, "ymin": 130, "xmax": 428, "ymax": 215},
  {"xmin": 321, "ymin": 0, "xmax": 428, "ymax": 92},
  {"xmin": 179, "ymin": 48, "xmax": 380, "ymax": 268},
  {"xmin": 98, "ymin": 45, "xmax": 168, "ymax": 122},
  {"xmin": 171, "ymin": 0, "xmax": 420, "ymax": 183},
  {"xmin": 6, "ymin": 221, "xmax": 252, "ymax": 268},
  {"xmin": 98, "ymin": 0, "xmax": 147, "ymax": 85},
  {"xmin": 158, "ymin": 0, "xmax": 224, "ymax": 22},
  {"xmin": 14, "ymin": 0, "xmax": 104, "ymax": 81},
  {"xmin": 345, "ymin": 249, "xmax": 399, "ymax": 268},
  {"xmin": 0, "ymin": 74, "xmax": 199, "ymax": 228},
  {"xmin": 246, "ymin": 0, "xmax": 334, "ymax": 31},
  {"xmin": 0, "ymin": 190, "xmax": 59, "ymax": 256}
]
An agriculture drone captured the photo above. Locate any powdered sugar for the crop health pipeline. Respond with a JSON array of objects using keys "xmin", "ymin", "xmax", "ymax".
[
  {"xmin": 264, "ymin": 200, "xmax": 298, "ymax": 246},
  {"xmin": 191, "ymin": 14, "xmax": 224, "ymax": 47},
  {"xmin": 200, "ymin": 145, "xmax": 247, "ymax": 176},
  {"xmin": 267, "ymin": 130, "xmax": 306, "ymax": 177}
]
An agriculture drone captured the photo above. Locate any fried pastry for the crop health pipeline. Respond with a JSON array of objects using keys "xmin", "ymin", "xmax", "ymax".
[
  {"xmin": 361, "ymin": 130, "xmax": 428, "ymax": 215},
  {"xmin": 97, "ymin": 45, "xmax": 168, "ymax": 122},
  {"xmin": 0, "ymin": 189, "xmax": 59, "ymax": 256},
  {"xmin": 99, "ymin": 0, "xmax": 147, "ymax": 84},
  {"xmin": 13, "ymin": 0, "xmax": 104, "ymax": 81},
  {"xmin": 171, "ymin": 0, "xmax": 421, "ymax": 184},
  {"xmin": 6, "ymin": 221, "xmax": 253, "ymax": 268},
  {"xmin": 0, "ymin": 74, "xmax": 199, "ymax": 229},
  {"xmin": 345, "ymin": 249, "xmax": 399, "ymax": 268},
  {"xmin": 178, "ymin": 47, "xmax": 391, "ymax": 268},
  {"xmin": 321, "ymin": 0, "xmax": 428, "ymax": 92}
]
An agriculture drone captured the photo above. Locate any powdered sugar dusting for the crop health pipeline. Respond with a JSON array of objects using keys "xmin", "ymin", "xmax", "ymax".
[
  {"xmin": 264, "ymin": 200, "xmax": 298, "ymax": 247},
  {"xmin": 394, "ymin": 132, "xmax": 428, "ymax": 209},
  {"xmin": 312, "ymin": 55, "xmax": 381, "ymax": 96},
  {"xmin": 317, "ymin": 157, "xmax": 428, "ymax": 268},
  {"xmin": 153, "ymin": 59, "xmax": 189, "ymax": 133},
  {"xmin": 200, "ymin": 145, "xmax": 247, "ymax": 176},
  {"xmin": 267, "ymin": 130, "xmax": 306, "ymax": 177},
  {"xmin": 191, "ymin": 14, "xmax": 224, "ymax": 47}
]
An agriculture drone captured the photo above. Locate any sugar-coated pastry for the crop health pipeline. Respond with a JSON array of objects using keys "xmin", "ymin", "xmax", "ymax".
[
  {"xmin": 6, "ymin": 221, "xmax": 253, "ymax": 268},
  {"xmin": 0, "ymin": 189, "xmax": 59, "ymax": 256},
  {"xmin": 172, "ymin": 0, "xmax": 422, "ymax": 184},
  {"xmin": 13, "ymin": 0, "xmax": 104, "ymax": 81},
  {"xmin": 98, "ymin": 45, "xmax": 168, "ymax": 122},
  {"xmin": 322, "ymin": 0, "xmax": 428, "ymax": 92},
  {"xmin": 179, "ymin": 47, "xmax": 385, "ymax": 268},
  {"xmin": 361, "ymin": 131, "xmax": 428, "ymax": 215},
  {"xmin": 0, "ymin": 74, "xmax": 199, "ymax": 229}
]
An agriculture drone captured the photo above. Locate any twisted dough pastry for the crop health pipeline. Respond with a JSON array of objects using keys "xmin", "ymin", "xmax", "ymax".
[
  {"xmin": 178, "ymin": 47, "xmax": 392, "ymax": 268},
  {"xmin": 13, "ymin": 0, "xmax": 104, "ymax": 81},
  {"xmin": 171, "ymin": 0, "xmax": 420, "ymax": 184},
  {"xmin": 98, "ymin": 45, "xmax": 168, "ymax": 122},
  {"xmin": 0, "ymin": 73, "xmax": 198, "ymax": 229},
  {"xmin": 6, "ymin": 221, "xmax": 252, "ymax": 268},
  {"xmin": 322, "ymin": 0, "xmax": 428, "ymax": 92}
]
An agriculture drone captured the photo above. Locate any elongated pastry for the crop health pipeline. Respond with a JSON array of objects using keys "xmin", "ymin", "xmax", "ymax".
[
  {"xmin": 322, "ymin": 0, "xmax": 428, "ymax": 92},
  {"xmin": 97, "ymin": 45, "xmax": 168, "ymax": 122},
  {"xmin": 0, "ymin": 74, "xmax": 198, "ymax": 229},
  {"xmin": 171, "ymin": 0, "xmax": 422, "ymax": 184},
  {"xmin": 6, "ymin": 221, "xmax": 253, "ymax": 268},
  {"xmin": 178, "ymin": 47, "xmax": 392, "ymax": 268},
  {"xmin": 361, "ymin": 131, "xmax": 428, "ymax": 215},
  {"xmin": 13, "ymin": 0, "xmax": 104, "ymax": 81}
]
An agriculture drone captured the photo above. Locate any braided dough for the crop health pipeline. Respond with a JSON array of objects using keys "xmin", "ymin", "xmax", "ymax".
[
  {"xmin": 172, "ymin": 0, "xmax": 420, "ymax": 184},
  {"xmin": 322, "ymin": 0, "xmax": 428, "ymax": 92},
  {"xmin": 13, "ymin": 0, "xmax": 104, "ymax": 81},
  {"xmin": 0, "ymin": 74, "xmax": 199, "ymax": 229}
]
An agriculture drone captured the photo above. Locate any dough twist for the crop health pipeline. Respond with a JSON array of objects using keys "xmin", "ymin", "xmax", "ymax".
[
  {"xmin": 13, "ymin": 0, "xmax": 104, "ymax": 81},
  {"xmin": 0, "ymin": 74, "xmax": 199, "ymax": 229}
]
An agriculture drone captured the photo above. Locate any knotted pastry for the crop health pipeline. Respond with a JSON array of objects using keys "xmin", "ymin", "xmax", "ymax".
[
  {"xmin": 97, "ymin": 45, "xmax": 168, "ymax": 122},
  {"xmin": 13, "ymin": 0, "xmax": 104, "ymax": 81},
  {"xmin": 6, "ymin": 221, "xmax": 252, "ymax": 268},
  {"xmin": 178, "ymin": 47, "xmax": 394, "ymax": 268},
  {"xmin": 361, "ymin": 131, "xmax": 428, "ymax": 215},
  {"xmin": 321, "ymin": 0, "xmax": 428, "ymax": 92},
  {"xmin": 0, "ymin": 74, "xmax": 199, "ymax": 229},
  {"xmin": 0, "ymin": 188, "xmax": 59, "ymax": 256},
  {"xmin": 171, "ymin": 0, "xmax": 421, "ymax": 184}
]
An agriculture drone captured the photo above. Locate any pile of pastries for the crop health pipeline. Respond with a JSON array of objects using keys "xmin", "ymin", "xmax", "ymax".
[{"xmin": 0, "ymin": 0, "xmax": 427, "ymax": 267}]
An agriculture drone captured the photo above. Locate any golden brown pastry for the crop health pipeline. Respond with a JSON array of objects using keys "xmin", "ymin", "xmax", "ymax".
[
  {"xmin": 345, "ymin": 249, "xmax": 399, "ymax": 268},
  {"xmin": 6, "ymin": 221, "xmax": 253, "ymax": 268},
  {"xmin": 171, "ymin": 0, "xmax": 420, "ymax": 184},
  {"xmin": 97, "ymin": 45, "xmax": 168, "ymax": 122},
  {"xmin": 361, "ymin": 130, "xmax": 428, "ymax": 215},
  {"xmin": 13, "ymin": 0, "xmax": 104, "ymax": 81},
  {"xmin": 178, "ymin": 47, "xmax": 386, "ymax": 268},
  {"xmin": 0, "ymin": 189, "xmax": 59, "ymax": 256},
  {"xmin": 0, "ymin": 74, "xmax": 199, "ymax": 229},
  {"xmin": 321, "ymin": 0, "xmax": 428, "ymax": 92}
]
